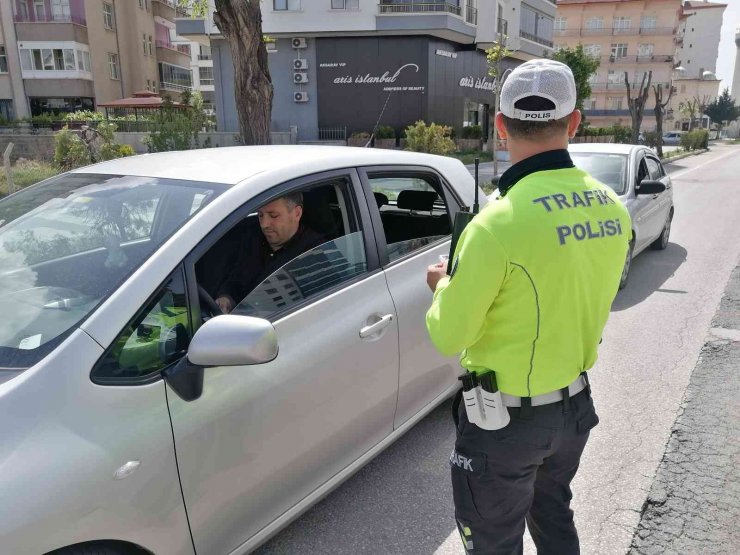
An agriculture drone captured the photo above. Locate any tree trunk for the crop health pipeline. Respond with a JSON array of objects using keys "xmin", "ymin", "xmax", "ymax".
[
  {"xmin": 214, "ymin": 0, "xmax": 273, "ymax": 145},
  {"xmin": 625, "ymin": 71, "xmax": 652, "ymax": 145}
]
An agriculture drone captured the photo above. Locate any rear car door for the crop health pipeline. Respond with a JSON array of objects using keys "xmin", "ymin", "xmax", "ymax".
[
  {"xmin": 167, "ymin": 170, "xmax": 400, "ymax": 554},
  {"xmin": 358, "ymin": 166, "xmax": 461, "ymax": 428}
]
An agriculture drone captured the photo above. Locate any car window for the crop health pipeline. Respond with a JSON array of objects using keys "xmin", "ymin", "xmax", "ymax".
[
  {"xmin": 195, "ymin": 175, "xmax": 367, "ymax": 320},
  {"xmin": 367, "ymin": 174, "xmax": 452, "ymax": 262},
  {"xmin": 637, "ymin": 158, "xmax": 649, "ymax": 185},
  {"xmin": 0, "ymin": 174, "xmax": 225, "ymax": 370},
  {"xmin": 233, "ymin": 233, "xmax": 367, "ymax": 320},
  {"xmin": 92, "ymin": 268, "xmax": 190, "ymax": 383},
  {"xmin": 646, "ymin": 157, "xmax": 663, "ymax": 179},
  {"xmin": 570, "ymin": 153, "xmax": 628, "ymax": 195}
]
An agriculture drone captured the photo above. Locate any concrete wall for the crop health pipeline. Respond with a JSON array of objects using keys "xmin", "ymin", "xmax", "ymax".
[
  {"xmin": 0, "ymin": 133, "xmax": 55, "ymax": 161},
  {"xmin": 115, "ymin": 130, "xmax": 297, "ymax": 154}
]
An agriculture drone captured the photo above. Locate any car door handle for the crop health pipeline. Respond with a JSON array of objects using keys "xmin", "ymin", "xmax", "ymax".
[{"xmin": 360, "ymin": 314, "xmax": 394, "ymax": 338}]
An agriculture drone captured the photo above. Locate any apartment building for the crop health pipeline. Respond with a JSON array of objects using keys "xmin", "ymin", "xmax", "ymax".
[
  {"xmin": 187, "ymin": 40, "xmax": 215, "ymax": 115},
  {"xmin": 670, "ymin": 0, "xmax": 725, "ymax": 130},
  {"xmin": 0, "ymin": 0, "xmax": 193, "ymax": 120},
  {"xmin": 178, "ymin": 0, "xmax": 557, "ymax": 141},
  {"xmin": 555, "ymin": 0, "xmax": 685, "ymax": 130}
]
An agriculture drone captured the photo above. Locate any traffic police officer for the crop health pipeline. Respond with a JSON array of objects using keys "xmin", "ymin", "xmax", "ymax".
[{"xmin": 425, "ymin": 59, "xmax": 631, "ymax": 554}]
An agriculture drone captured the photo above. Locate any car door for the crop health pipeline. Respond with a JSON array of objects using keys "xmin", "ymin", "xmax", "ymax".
[
  {"xmin": 631, "ymin": 153, "xmax": 661, "ymax": 252},
  {"xmin": 167, "ymin": 170, "xmax": 400, "ymax": 554},
  {"xmin": 645, "ymin": 154, "xmax": 673, "ymax": 234},
  {"xmin": 358, "ymin": 166, "xmax": 461, "ymax": 429}
]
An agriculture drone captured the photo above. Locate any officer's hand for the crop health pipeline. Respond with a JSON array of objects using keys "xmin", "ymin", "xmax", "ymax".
[
  {"xmin": 215, "ymin": 295, "xmax": 234, "ymax": 314},
  {"xmin": 426, "ymin": 262, "xmax": 448, "ymax": 292}
]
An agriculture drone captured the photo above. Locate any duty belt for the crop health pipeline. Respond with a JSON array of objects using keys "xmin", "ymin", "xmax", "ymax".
[{"xmin": 501, "ymin": 374, "xmax": 589, "ymax": 408}]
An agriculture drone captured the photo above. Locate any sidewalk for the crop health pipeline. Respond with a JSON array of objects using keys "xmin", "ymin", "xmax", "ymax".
[
  {"xmin": 629, "ymin": 263, "xmax": 740, "ymax": 554},
  {"xmin": 465, "ymin": 160, "xmax": 511, "ymax": 184}
]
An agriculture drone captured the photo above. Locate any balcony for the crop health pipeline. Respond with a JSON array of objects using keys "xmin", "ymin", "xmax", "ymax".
[
  {"xmin": 156, "ymin": 41, "xmax": 191, "ymax": 66},
  {"xmin": 160, "ymin": 81, "xmax": 192, "ymax": 93},
  {"xmin": 584, "ymin": 109, "xmax": 631, "ymax": 117},
  {"xmin": 376, "ymin": 1, "xmax": 477, "ymax": 43},
  {"xmin": 520, "ymin": 31, "xmax": 553, "ymax": 48},
  {"xmin": 13, "ymin": 11, "xmax": 86, "ymax": 26},
  {"xmin": 152, "ymin": 0, "xmax": 191, "ymax": 19},
  {"xmin": 603, "ymin": 54, "xmax": 674, "ymax": 64},
  {"xmin": 198, "ymin": 54, "xmax": 212, "ymax": 61},
  {"xmin": 568, "ymin": 26, "xmax": 676, "ymax": 37},
  {"xmin": 378, "ymin": 1, "xmax": 461, "ymax": 16}
]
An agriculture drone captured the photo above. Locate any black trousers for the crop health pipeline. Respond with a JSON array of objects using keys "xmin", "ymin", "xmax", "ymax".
[{"xmin": 450, "ymin": 388, "xmax": 599, "ymax": 555}]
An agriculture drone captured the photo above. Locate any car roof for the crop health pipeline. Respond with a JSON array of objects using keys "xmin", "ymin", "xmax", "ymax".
[
  {"xmin": 568, "ymin": 143, "xmax": 645, "ymax": 155},
  {"xmin": 72, "ymin": 145, "xmax": 467, "ymax": 185}
]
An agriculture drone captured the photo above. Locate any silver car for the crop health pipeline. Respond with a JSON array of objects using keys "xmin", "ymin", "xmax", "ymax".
[
  {"xmin": 569, "ymin": 144, "xmax": 674, "ymax": 288},
  {"xmin": 0, "ymin": 147, "xmax": 484, "ymax": 554}
]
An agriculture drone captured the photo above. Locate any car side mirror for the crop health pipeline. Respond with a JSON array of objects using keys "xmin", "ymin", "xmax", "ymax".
[
  {"xmin": 636, "ymin": 179, "xmax": 666, "ymax": 195},
  {"xmin": 188, "ymin": 314, "xmax": 278, "ymax": 367}
]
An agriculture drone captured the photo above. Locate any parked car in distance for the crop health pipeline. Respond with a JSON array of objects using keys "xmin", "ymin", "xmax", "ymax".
[
  {"xmin": 0, "ymin": 146, "xmax": 485, "ymax": 554},
  {"xmin": 569, "ymin": 144, "xmax": 674, "ymax": 289},
  {"xmin": 661, "ymin": 131, "xmax": 684, "ymax": 145}
]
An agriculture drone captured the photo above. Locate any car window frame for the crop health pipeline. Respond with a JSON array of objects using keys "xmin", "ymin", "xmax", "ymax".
[
  {"xmin": 645, "ymin": 155, "xmax": 664, "ymax": 179},
  {"xmin": 183, "ymin": 168, "xmax": 380, "ymax": 328},
  {"xmin": 90, "ymin": 264, "xmax": 192, "ymax": 386},
  {"xmin": 357, "ymin": 165, "xmax": 462, "ymax": 267}
]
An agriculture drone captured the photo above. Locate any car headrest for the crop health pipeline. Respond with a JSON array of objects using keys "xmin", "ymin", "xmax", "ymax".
[
  {"xmin": 373, "ymin": 191, "xmax": 389, "ymax": 208},
  {"xmin": 397, "ymin": 190, "xmax": 438, "ymax": 212}
]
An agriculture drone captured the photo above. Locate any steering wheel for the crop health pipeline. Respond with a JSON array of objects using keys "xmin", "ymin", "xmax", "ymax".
[{"xmin": 198, "ymin": 284, "xmax": 223, "ymax": 317}]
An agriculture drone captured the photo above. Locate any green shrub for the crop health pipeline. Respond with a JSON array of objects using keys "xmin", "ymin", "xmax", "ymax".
[
  {"xmin": 403, "ymin": 121, "xmax": 456, "ymax": 155},
  {"xmin": 692, "ymin": 130, "xmax": 709, "ymax": 150},
  {"xmin": 461, "ymin": 125, "xmax": 482, "ymax": 139},
  {"xmin": 609, "ymin": 124, "xmax": 632, "ymax": 144},
  {"xmin": 54, "ymin": 127, "xmax": 91, "ymax": 171},
  {"xmin": 64, "ymin": 110, "xmax": 104, "ymax": 122},
  {"xmin": 350, "ymin": 131, "xmax": 371, "ymax": 139},
  {"xmin": 100, "ymin": 142, "xmax": 135, "ymax": 161},
  {"xmin": 643, "ymin": 131, "xmax": 659, "ymax": 148},
  {"xmin": 375, "ymin": 125, "xmax": 396, "ymax": 139}
]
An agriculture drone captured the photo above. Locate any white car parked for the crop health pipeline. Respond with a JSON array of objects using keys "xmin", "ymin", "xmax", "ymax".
[
  {"xmin": 569, "ymin": 144, "xmax": 674, "ymax": 288},
  {"xmin": 0, "ymin": 147, "xmax": 484, "ymax": 554}
]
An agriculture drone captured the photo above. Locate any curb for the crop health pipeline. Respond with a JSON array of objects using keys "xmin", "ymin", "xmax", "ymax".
[{"xmin": 661, "ymin": 148, "xmax": 709, "ymax": 164}]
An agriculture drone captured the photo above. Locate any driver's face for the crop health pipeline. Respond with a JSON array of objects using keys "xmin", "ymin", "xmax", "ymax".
[{"xmin": 258, "ymin": 198, "xmax": 302, "ymax": 251}]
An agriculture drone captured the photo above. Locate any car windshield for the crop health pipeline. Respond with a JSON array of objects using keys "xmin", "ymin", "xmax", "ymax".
[
  {"xmin": 570, "ymin": 152, "xmax": 629, "ymax": 195},
  {"xmin": 0, "ymin": 173, "xmax": 227, "ymax": 369}
]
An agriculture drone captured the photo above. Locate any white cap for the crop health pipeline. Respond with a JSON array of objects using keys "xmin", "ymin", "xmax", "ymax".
[{"xmin": 500, "ymin": 59, "xmax": 577, "ymax": 121}]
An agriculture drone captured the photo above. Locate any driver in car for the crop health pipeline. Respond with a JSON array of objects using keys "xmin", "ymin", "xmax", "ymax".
[{"xmin": 215, "ymin": 192, "xmax": 325, "ymax": 314}]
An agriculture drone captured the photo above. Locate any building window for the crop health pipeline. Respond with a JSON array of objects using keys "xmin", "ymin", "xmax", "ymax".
[
  {"xmin": 0, "ymin": 99, "xmax": 14, "ymax": 120},
  {"xmin": 608, "ymin": 96, "xmax": 624, "ymax": 110},
  {"xmin": 640, "ymin": 15, "xmax": 657, "ymax": 31},
  {"xmin": 138, "ymin": 0, "xmax": 144, "ymax": 8},
  {"xmin": 51, "ymin": 0, "xmax": 71, "ymax": 21},
  {"xmin": 148, "ymin": 35, "xmax": 154, "ymax": 56},
  {"xmin": 585, "ymin": 98, "xmax": 597, "ymax": 110},
  {"xmin": 103, "ymin": 2, "xmax": 114, "ymax": 29},
  {"xmin": 554, "ymin": 17, "xmax": 566, "ymax": 31},
  {"xmin": 583, "ymin": 44, "xmax": 601, "ymax": 59},
  {"xmin": 274, "ymin": 0, "xmax": 301, "ymax": 11},
  {"xmin": 143, "ymin": 33, "xmax": 148, "ymax": 54},
  {"xmin": 520, "ymin": 4, "xmax": 554, "ymax": 47},
  {"xmin": 34, "ymin": 0, "xmax": 46, "ymax": 20},
  {"xmin": 585, "ymin": 17, "xmax": 603, "ymax": 31},
  {"xmin": 613, "ymin": 16, "xmax": 631, "ymax": 32},
  {"xmin": 610, "ymin": 43, "xmax": 628, "ymax": 59},
  {"xmin": 0, "ymin": 46, "xmax": 7, "ymax": 74},
  {"xmin": 159, "ymin": 62, "xmax": 192, "ymax": 90},
  {"xmin": 638, "ymin": 43, "xmax": 654, "ymax": 59},
  {"xmin": 108, "ymin": 53, "xmax": 120, "ymax": 80},
  {"xmin": 20, "ymin": 47, "xmax": 80, "ymax": 72},
  {"xmin": 331, "ymin": 0, "xmax": 359, "ymax": 8},
  {"xmin": 199, "ymin": 66, "xmax": 214, "ymax": 85},
  {"xmin": 607, "ymin": 70, "xmax": 622, "ymax": 85}
]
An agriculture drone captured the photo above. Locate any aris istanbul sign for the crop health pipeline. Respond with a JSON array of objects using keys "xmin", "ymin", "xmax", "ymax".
[
  {"xmin": 328, "ymin": 63, "xmax": 421, "ymax": 85},
  {"xmin": 459, "ymin": 76, "xmax": 497, "ymax": 92}
]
